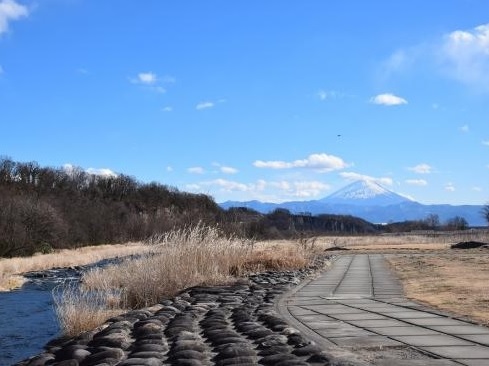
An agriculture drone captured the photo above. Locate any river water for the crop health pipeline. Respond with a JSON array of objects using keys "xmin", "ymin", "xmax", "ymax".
[{"xmin": 0, "ymin": 259, "xmax": 122, "ymax": 365}]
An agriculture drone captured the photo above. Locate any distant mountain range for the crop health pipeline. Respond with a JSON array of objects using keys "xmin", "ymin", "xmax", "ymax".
[{"xmin": 220, "ymin": 180, "xmax": 487, "ymax": 227}]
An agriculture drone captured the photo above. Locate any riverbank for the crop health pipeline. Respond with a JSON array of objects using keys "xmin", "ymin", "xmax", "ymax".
[
  {"xmin": 17, "ymin": 256, "xmax": 336, "ymax": 366},
  {"xmin": 0, "ymin": 243, "xmax": 151, "ymax": 291}
]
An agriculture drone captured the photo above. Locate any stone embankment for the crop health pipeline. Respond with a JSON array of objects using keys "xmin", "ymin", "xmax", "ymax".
[{"xmin": 17, "ymin": 257, "xmax": 345, "ymax": 366}]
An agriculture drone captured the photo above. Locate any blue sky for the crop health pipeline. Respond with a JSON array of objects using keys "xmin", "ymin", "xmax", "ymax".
[{"xmin": 1, "ymin": 0, "xmax": 488, "ymax": 205}]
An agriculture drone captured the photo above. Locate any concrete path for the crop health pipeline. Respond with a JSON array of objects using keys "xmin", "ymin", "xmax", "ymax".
[{"xmin": 277, "ymin": 254, "xmax": 489, "ymax": 366}]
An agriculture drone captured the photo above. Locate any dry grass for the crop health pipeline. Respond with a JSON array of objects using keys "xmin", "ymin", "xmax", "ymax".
[
  {"xmin": 0, "ymin": 242, "xmax": 150, "ymax": 291},
  {"xmin": 53, "ymin": 283, "xmax": 125, "ymax": 337},
  {"xmin": 312, "ymin": 230, "xmax": 489, "ymax": 252},
  {"xmin": 55, "ymin": 228, "xmax": 318, "ymax": 336},
  {"xmin": 387, "ymin": 252, "xmax": 489, "ymax": 325}
]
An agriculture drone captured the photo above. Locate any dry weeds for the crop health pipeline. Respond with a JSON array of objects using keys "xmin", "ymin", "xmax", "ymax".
[
  {"xmin": 387, "ymin": 252, "xmax": 489, "ymax": 325},
  {"xmin": 0, "ymin": 243, "xmax": 150, "ymax": 291},
  {"xmin": 55, "ymin": 227, "xmax": 318, "ymax": 336},
  {"xmin": 53, "ymin": 283, "xmax": 125, "ymax": 337}
]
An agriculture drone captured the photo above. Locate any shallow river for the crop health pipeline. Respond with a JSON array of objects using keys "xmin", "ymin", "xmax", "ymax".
[{"xmin": 0, "ymin": 259, "xmax": 121, "ymax": 365}]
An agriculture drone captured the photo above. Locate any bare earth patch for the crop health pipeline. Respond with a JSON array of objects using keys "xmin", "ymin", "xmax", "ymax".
[{"xmin": 387, "ymin": 251, "xmax": 489, "ymax": 325}]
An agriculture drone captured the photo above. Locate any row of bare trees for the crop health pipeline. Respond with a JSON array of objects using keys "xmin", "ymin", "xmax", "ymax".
[{"xmin": 0, "ymin": 157, "xmax": 221, "ymax": 257}]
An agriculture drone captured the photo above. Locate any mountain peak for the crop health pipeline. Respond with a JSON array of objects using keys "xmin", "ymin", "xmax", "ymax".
[{"xmin": 321, "ymin": 180, "xmax": 412, "ymax": 206}]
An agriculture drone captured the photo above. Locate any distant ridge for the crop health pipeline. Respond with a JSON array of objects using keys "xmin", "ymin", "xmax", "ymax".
[{"xmin": 220, "ymin": 180, "xmax": 486, "ymax": 226}]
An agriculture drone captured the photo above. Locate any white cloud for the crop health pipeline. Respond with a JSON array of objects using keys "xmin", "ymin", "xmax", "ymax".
[
  {"xmin": 472, "ymin": 186, "xmax": 482, "ymax": 192},
  {"xmin": 193, "ymin": 178, "xmax": 331, "ymax": 201},
  {"xmin": 196, "ymin": 101, "xmax": 214, "ymax": 110},
  {"xmin": 408, "ymin": 163, "xmax": 432, "ymax": 174},
  {"xmin": 317, "ymin": 90, "xmax": 341, "ymax": 101},
  {"xmin": 162, "ymin": 106, "xmax": 173, "ymax": 112},
  {"xmin": 370, "ymin": 93, "xmax": 408, "ymax": 106},
  {"xmin": 166, "ymin": 166, "xmax": 173, "ymax": 172},
  {"xmin": 187, "ymin": 167, "xmax": 205, "ymax": 174},
  {"xmin": 186, "ymin": 183, "xmax": 201, "ymax": 191},
  {"xmin": 460, "ymin": 124, "xmax": 469, "ymax": 133},
  {"xmin": 220, "ymin": 166, "xmax": 238, "ymax": 174},
  {"xmin": 86, "ymin": 168, "xmax": 118, "ymax": 178},
  {"xmin": 253, "ymin": 153, "xmax": 349, "ymax": 173},
  {"xmin": 445, "ymin": 182, "xmax": 455, "ymax": 192},
  {"xmin": 405, "ymin": 179, "xmax": 428, "ymax": 186},
  {"xmin": 482, "ymin": 140, "xmax": 489, "ymax": 146},
  {"xmin": 63, "ymin": 164, "xmax": 117, "ymax": 178},
  {"xmin": 339, "ymin": 172, "xmax": 393, "ymax": 186},
  {"xmin": 130, "ymin": 72, "xmax": 171, "ymax": 93},
  {"xmin": 439, "ymin": 23, "xmax": 489, "ymax": 91},
  {"xmin": 207, "ymin": 179, "xmax": 249, "ymax": 192},
  {"xmin": 136, "ymin": 72, "xmax": 157, "ymax": 85},
  {"xmin": 0, "ymin": 0, "xmax": 28, "ymax": 36}
]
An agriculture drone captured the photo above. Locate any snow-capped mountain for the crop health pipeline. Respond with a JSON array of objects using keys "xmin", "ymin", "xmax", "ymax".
[
  {"xmin": 219, "ymin": 180, "xmax": 486, "ymax": 226},
  {"xmin": 320, "ymin": 180, "xmax": 412, "ymax": 206}
]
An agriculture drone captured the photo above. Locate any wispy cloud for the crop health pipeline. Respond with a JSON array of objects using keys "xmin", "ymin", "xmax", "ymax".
[
  {"xmin": 135, "ymin": 72, "xmax": 157, "ymax": 85},
  {"xmin": 0, "ymin": 0, "xmax": 28, "ymax": 36},
  {"xmin": 130, "ymin": 72, "xmax": 175, "ymax": 93},
  {"xmin": 439, "ymin": 23, "xmax": 489, "ymax": 91},
  {"xmin": 339, "ymin": 172, "xmax": 393, "ymax": 186},
  {"xmin": 460, "ymin": 124, "xmax": 469, "ymax": 133},
  {"xmin": 254, "ymin": 153, "xmax": 349, "ymax": 173},
  {"xmin": 408, "ymin": 163, "xmax": 432, "ymax": 174},
  {"xmin": 189, "ymin": 178, "xmax": 331, "ymax": 201},
  {"xmin": 382, "ymin": 23, "xmax": 489, "ymax": 91},
  {"xmin": 482, "ymin": 140, "xmax": 489, "ymax": 146},
  {"xmin": 212, "ymin": 162, "xmax": 238, "ymax": 174},
  {"xmin": 0, "ymin": 65, "xmax": 4, "ymax": 74},
  {"xmin": 187, "ymin": 166, "xmax": 205, "ymax": 174},
  {"xmin": 220, "ymin": 166, "xmax": 238, "ymax": 174},
  {"xmin": 370, "ymin": 93, "xmax": 408, "ymax": 106},
  {"xmin": 196, "ymin": 101, "xmax": 214, "ymax": 110},
  {"xmin": 317, "ymin": 90, "xmax": 345, "ymax": 101},
  {"xmin": 445, "ymin": 182, "xmax": 455, "ymax": 192},
  {"xmin": 162, "ymin": 106, "xmax": 173, "ymax": 112},
  {"xmin": 405, "ymin": 179, "xmax": 428, "ymax": 186}
]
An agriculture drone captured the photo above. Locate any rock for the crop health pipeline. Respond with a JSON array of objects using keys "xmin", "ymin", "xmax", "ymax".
[
  {"xmin": 117, "ymin": 358, "xmax": 163, "ymax": 366},
  {"xmin": 80, "ymin": 348, "xmax": 124, "ymax": 366},
  {"xmin": 213, "ymin": 344, "xmax": 257, "ymax": 360},
  {"xmin": 24, "ymin": 354, "xmax": 55, "ymax": 366}
]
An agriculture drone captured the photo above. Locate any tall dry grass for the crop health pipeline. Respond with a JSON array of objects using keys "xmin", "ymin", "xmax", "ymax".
[
  {"xmin": 54, "ymin": 225, "xmax": 317, "ymax": 336},
  {"xmin": 53, "ymin": 282, "xmax": 125, "ymax": 337},
  {"xmin": 82, "ymin": 225, "xmax": 254, "ymax": 308},
  {"xmin": 0, "ymin": 243, "xmax": 149, "ymax": 291}
]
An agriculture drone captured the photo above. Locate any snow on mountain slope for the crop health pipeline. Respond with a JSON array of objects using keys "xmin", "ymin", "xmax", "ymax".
[{"xmin": 321, "ymin": 180, "xmax": 412, "ymax": 206}]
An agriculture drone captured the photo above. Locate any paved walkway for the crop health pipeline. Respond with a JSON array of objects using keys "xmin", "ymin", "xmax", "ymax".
[{"xmin": 277, "ymin": 254, "xmax": 489, "ymax": 366}]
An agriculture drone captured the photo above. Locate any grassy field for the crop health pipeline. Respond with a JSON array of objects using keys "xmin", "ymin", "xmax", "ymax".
[{"xmin": 387, "ymin": 252, "xmax": 489, "ymax": 325}]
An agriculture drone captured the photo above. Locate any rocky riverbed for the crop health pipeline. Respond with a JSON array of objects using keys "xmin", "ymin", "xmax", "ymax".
[{"xmin": 16, "ymin": 256, "xmax": 348, "ymax": 366}]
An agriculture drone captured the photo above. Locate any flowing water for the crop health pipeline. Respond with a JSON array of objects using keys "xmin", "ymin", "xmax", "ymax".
[{"xmin": 0, "ymin": 259, "xmax": 124, "ymax": 365}]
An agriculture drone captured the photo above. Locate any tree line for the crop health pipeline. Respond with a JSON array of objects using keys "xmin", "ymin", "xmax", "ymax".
[{"xmin": 0, "ymin": 157, "xmax": 485, "ymax": 257}]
